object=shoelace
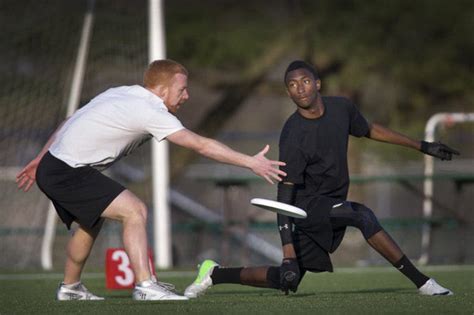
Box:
[76,283,98,298]
[155,281,176,293]
[60,282,96,299]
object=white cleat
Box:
[418,278,453,296]
[56,282,104,300]
[184,259,219,298]
[132,279,188,301]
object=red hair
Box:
[143,59,188,88]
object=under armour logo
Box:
[279,224,289,231]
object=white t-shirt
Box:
[49,85,185,169]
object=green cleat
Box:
[184,259,219,298]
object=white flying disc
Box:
[250,198,307,219]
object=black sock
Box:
[210,267,243,285]
[393,255,429,288]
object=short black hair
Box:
[284,60,319,83]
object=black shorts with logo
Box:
[292,196,348,273]
[36,152,125,229]
[292,196,381,273]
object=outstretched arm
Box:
[366,122,420,150]
[16,118,68,192]
[166,129,286,184]
[366,122,459,160]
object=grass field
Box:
[1,266,473,314]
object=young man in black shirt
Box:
[184,60,458,298]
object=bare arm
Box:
[366,122,460,160]
[366,122,421,150]
[166,129,286,184]
[16,118,68,191]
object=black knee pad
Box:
[351,203,383,239]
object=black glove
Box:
[420,141,460,161]
[280,258,300,294]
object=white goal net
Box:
[0,0,151,270]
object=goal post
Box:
[419,112,474,265]
[40,0,95,270]
[148,0,173,269]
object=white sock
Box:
[62,281,81,288]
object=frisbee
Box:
[250,198,307,219]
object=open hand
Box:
[251,145,286,184]
[420,141,460,161]
[16,158,40,192]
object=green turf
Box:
[1,266,473,314]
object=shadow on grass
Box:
[323,287,410,295]
[104,295,131,299]
[102,287,412,300]
[209,289,276,296]
[206,289,319,298]
[206,287,411,297]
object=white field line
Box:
[0,265,473,281]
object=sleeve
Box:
[277,183,296,245]
[279,124,307,184]
[348,101,369,137]
[145,108,185,141]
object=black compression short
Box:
[36,152,125,229]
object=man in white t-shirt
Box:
[16,59,286,301]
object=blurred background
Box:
[0,0,473,271]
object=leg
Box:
[210,266,269,288]
[330,202,404,262]
[367,230,403,263]
[63,220,104,284]
[213,265,307,289]
[330,202,431,288]
[185,259,308,298]
[101,190,151,283]
[101,193,188,301]
[240,267,271,287]
[57,220,105,300]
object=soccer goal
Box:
[419,112,474,265]
[0,0,173,270]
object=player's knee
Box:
[136,201,148,222]
[125,201,147,224]
[352,203,382,239]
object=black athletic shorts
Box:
[292,196,348,273]
[36,151,126,229]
